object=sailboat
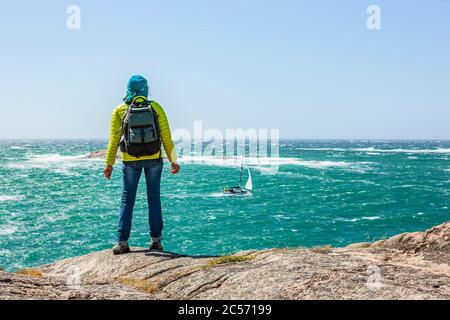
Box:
[223,157,253,195]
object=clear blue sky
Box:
[0,0,449,139]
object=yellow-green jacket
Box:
[106,100,177,166]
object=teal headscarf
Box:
[123,75,149,104]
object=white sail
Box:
[244,169,253,191]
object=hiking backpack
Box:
[119,99,161,157]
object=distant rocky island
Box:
[1,222,449,299]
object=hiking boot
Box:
[149,239,163,251]
[112,241,130,255]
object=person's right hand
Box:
[103,165,113,179]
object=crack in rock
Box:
[186,274,229,299]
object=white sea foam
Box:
[39,212,69,223]
[163,192,253,198]
[445,169,450,172]
[341,218,359,222]
[392,184,415,189]
[208,192,251,197]
[6,153,99,175]
[336,216,381,223]
[296,147,347,152]
[29,154,87,163]
[10,146,25,150]
[353,147,376,152]
[295,146,450,154]
[177,156,369,171]
[0,225,18,236]
[0,249,11,256]
[353,147,450,154]
[361,216,381,221]
[0,195,24,202]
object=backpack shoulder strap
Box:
[120,104,132,134]
[148,101,159,118]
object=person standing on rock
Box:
[103,75,180,255]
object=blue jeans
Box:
[117,158,163,242]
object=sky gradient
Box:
[0,0,449,139]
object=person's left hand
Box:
[171,162,180,175]
[103,165,113,179]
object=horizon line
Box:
[1,138,450,142]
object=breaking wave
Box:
[177,156,370,171]
[6,153,100,175]
[296,147,450,154]
[352,147,450,154]
[335,216,382,223]
[0,195,24,202]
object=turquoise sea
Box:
[0,140,449,271]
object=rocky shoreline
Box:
[1,222,449,300]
